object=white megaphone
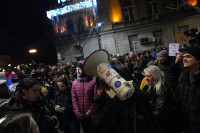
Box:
[83,50,135,101]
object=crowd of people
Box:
[0,45,200,133]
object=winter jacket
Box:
[90,88,162,133]
[71,77,96,119]
[177,69,200,133]
[50,88,77,121]
[143,84,177,133]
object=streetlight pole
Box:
[92,0,102,50]
[96,25,102,49]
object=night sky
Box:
[1,0,58,64]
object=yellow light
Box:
[60,25,66,33]
[188,0,198,6]
[84,15,89,27]
[8,64,11,67]
[90,15,93,26]
[108,0,123,23]
[113,17,120,23]
[55,21,59,34]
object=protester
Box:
[50,77,80,133]
[8,77,60,133]
[71,61,97,133]
[172,46,200,133]
[90,62,161,133]
[143,65,177,133]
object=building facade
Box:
[47,0,200,63]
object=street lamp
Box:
[29,49,37,64]
[29,49,37,54]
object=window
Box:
[128,35,140,51]
[121,1,134,21]
[153,31,164,47]
[178,25,189,33]
[147,1,158,16]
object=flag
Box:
[4,72,18,92]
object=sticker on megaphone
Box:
[97,63,135,100]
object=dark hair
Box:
[111,63,133,81]
[20,77,40,91]
[56,77,69,86]
[51,71,61,77]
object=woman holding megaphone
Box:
[83,50,162,133]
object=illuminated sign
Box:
[58,0,66,4]
[47,0,97,19]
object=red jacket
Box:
[71,77,97,119]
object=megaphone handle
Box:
[105,89,116,99]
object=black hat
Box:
[76,61,84,69]
[184,47,200,61]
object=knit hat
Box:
[184,47,200,61]
[76,61,84,69]
[159,50,168,57]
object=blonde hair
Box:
[144,65,164,95]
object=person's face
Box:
[53,75,59,81]
[145,71,154,85]
[76,67,83,77]
[66,62,71,66]
[109,56,113,61]
[29,69,35,75]
[183,53,199,68]
[145,52,149,57]
[125,55,129,60]
[22,84,41,103]
[159,55,166,63]
[140,54,144,59]
[17,65,20,70]
[40,68,45,73]
[57,82,67,91]
[129,53,133,58]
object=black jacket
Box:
[143,84,176,133]
[90,88,161,133]
[177,69,200,133]
[50,88,77,121]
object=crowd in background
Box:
[0,44,200,133]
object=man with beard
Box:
[157,50,181,94]
[8,77,60,133]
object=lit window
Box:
[188,0,198,6]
